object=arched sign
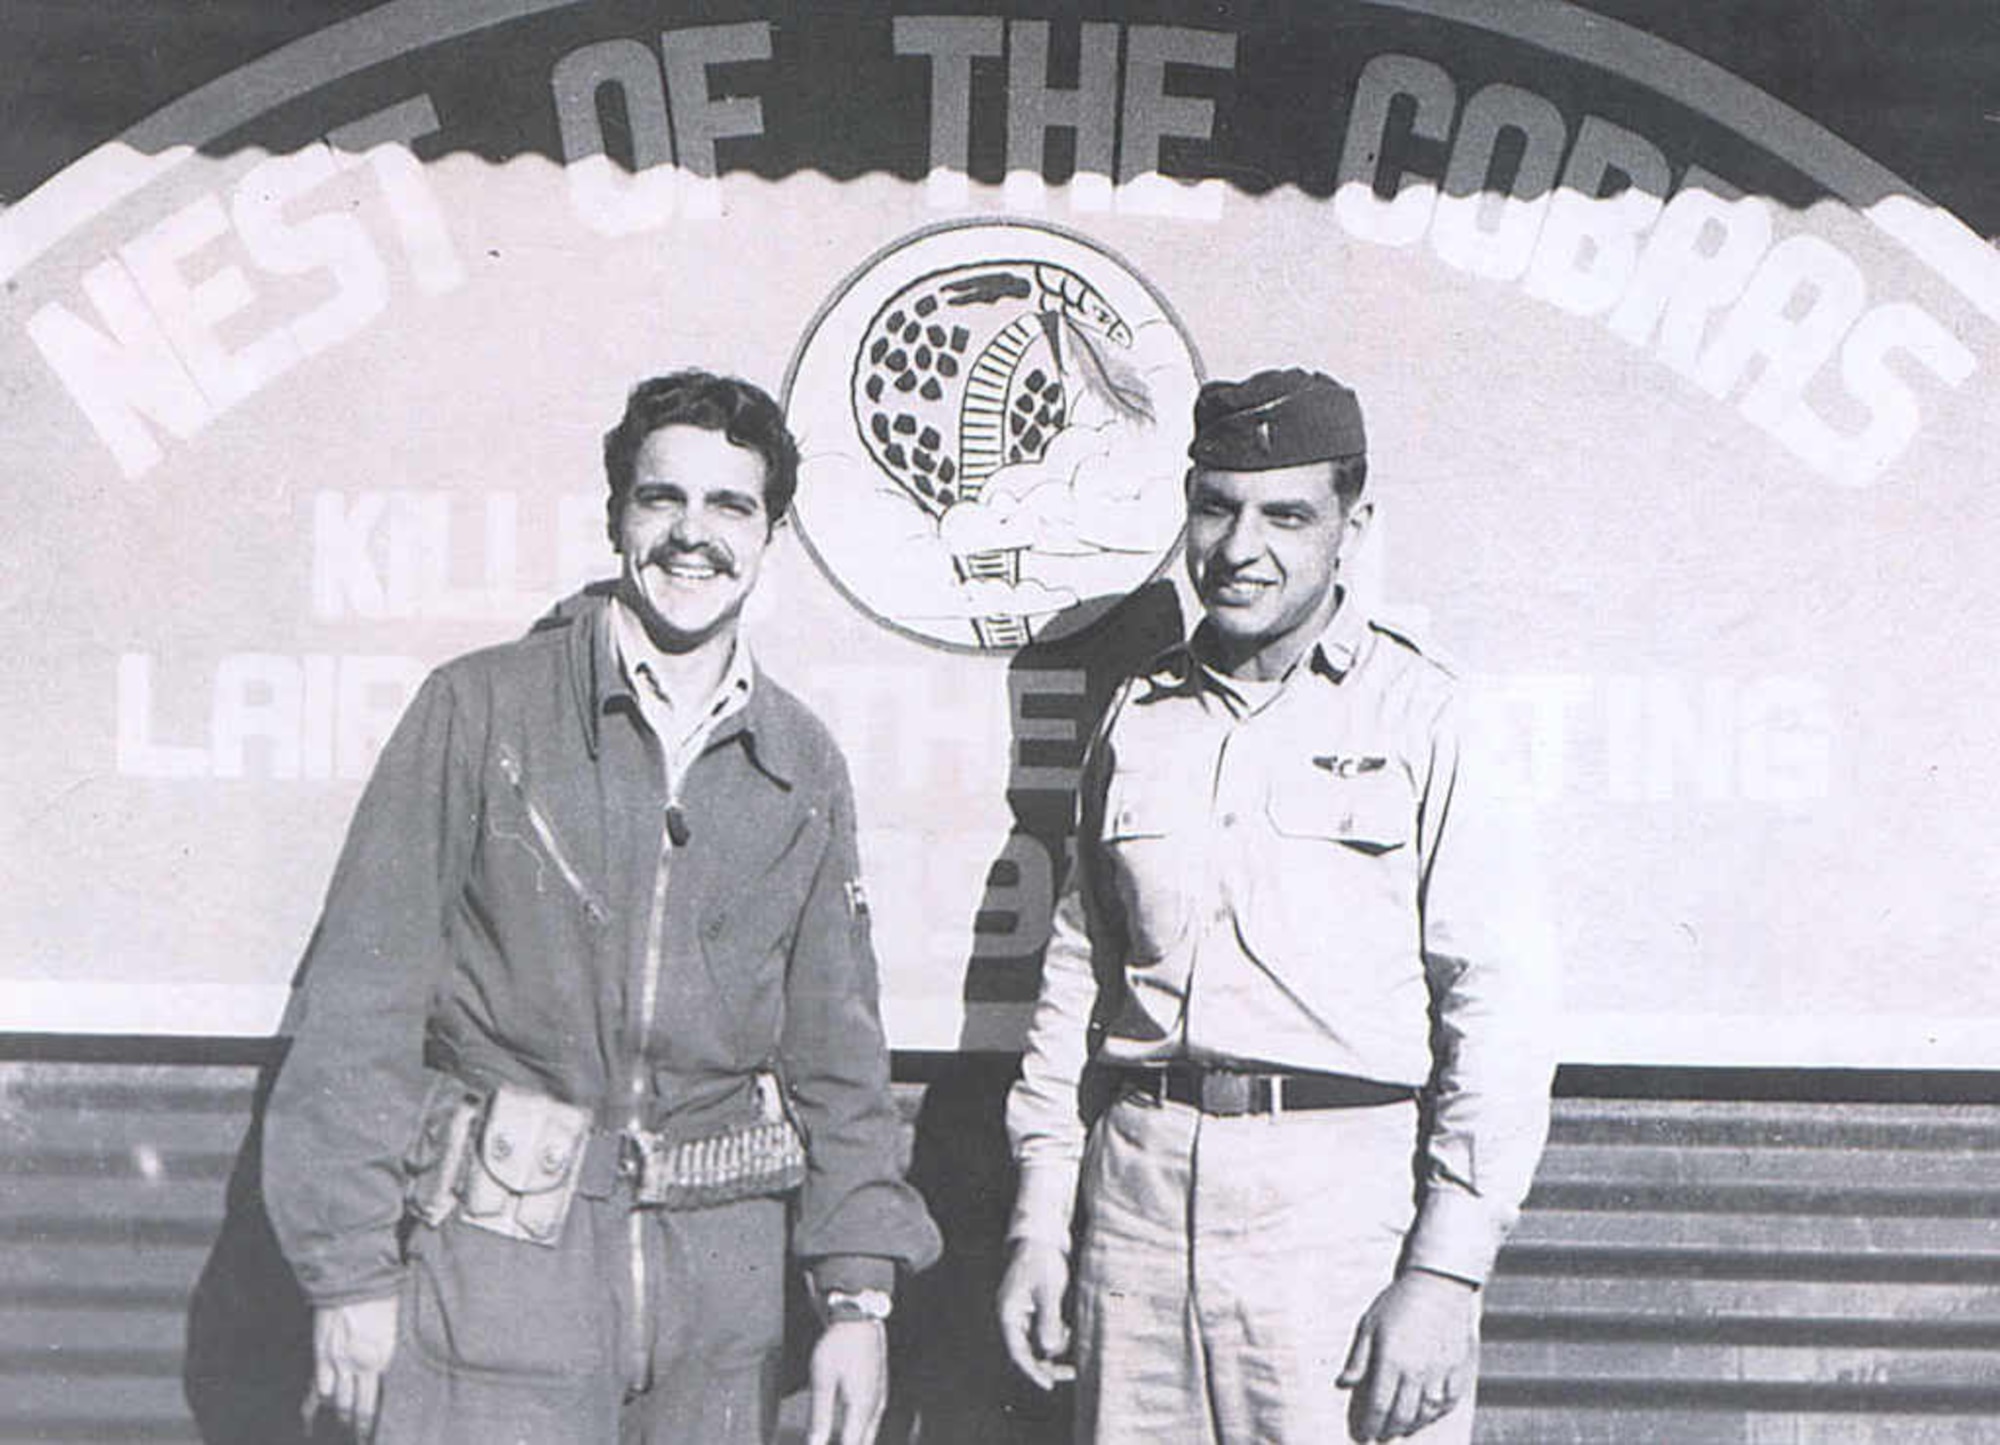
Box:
[3,1,1995,1066]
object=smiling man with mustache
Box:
[998,369,1553,1444]
[614,419,766,666]
[263,371,940,1445]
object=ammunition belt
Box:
[408,1072,807,1247]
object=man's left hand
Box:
[1336,1269,1478,1441]
[806,1318,889,1445]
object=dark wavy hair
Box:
[602,371,800,540]
[1332,454,1368,510]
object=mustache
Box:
[645,540,735,575]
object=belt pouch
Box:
[457,1082,592,1246]
[404,1076,484,1228]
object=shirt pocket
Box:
[1241,760,1418,970]
[1266,763,1412,855]
[1098,771,1193,966]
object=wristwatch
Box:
[822,1287,894,1324]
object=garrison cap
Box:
[1187,368,1366,470]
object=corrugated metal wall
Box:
[4,1057,1999,1443]
[1483,1097,2000,1443]
[0,1062,249,1443]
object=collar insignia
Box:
[1312,754,1387,777]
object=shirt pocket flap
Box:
[1267,765,1410,853]
[1104,774,1179,842]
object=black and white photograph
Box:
[3,2,1998,1440]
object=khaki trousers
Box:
[1074,1093,1475,1445]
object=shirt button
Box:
[1221,811,1238,828]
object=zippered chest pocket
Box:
[486,745,610,926]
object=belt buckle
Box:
[1118,1068,1167,1107]
[618,1129,660,1200]
[1199,1069,1255,1116]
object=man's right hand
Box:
[996,1241,1075,1390]
[307,1294,399,1439]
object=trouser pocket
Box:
[402,1206,613,1382]
[371,1199,621,1445]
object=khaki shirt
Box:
[1006,597,1554,1285]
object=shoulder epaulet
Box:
[1367,613,1462,679]
[1140,634,1192,677]
[1124,636,1201,706]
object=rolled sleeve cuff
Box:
[1403,1184,1510,1287]
[807,1254,899,1296]
[288,1245,406,1310]
[1006,1158,1081,1255]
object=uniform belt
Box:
[575,1116,808,1208]
[423,1068,807,1209]
[574,1126,736,1200]
[1118,1063,1417,1117]
[420,1069,627,1201]
[576,1128,628,1200]
[572,1126,729,1200]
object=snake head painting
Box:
[791,223,1200,652]
[850,259,1154,524]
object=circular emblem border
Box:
[781,217,1206,657]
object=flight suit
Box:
[265,588,940,1442]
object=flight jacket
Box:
[263,585,941,1306]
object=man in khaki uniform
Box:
[997,369,1553,1443]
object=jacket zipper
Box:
[495,747,609,925]
[624,791,677,1389]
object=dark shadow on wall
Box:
[885,579,1185,1445]
[181,1047,324,1445]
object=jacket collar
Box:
[552,585,801,788]
[610,595,756,738]
[692,656,808,791]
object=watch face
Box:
[826,1288,893,1321]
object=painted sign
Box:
[3,1,1996,1065]
[789,220,1201,651]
